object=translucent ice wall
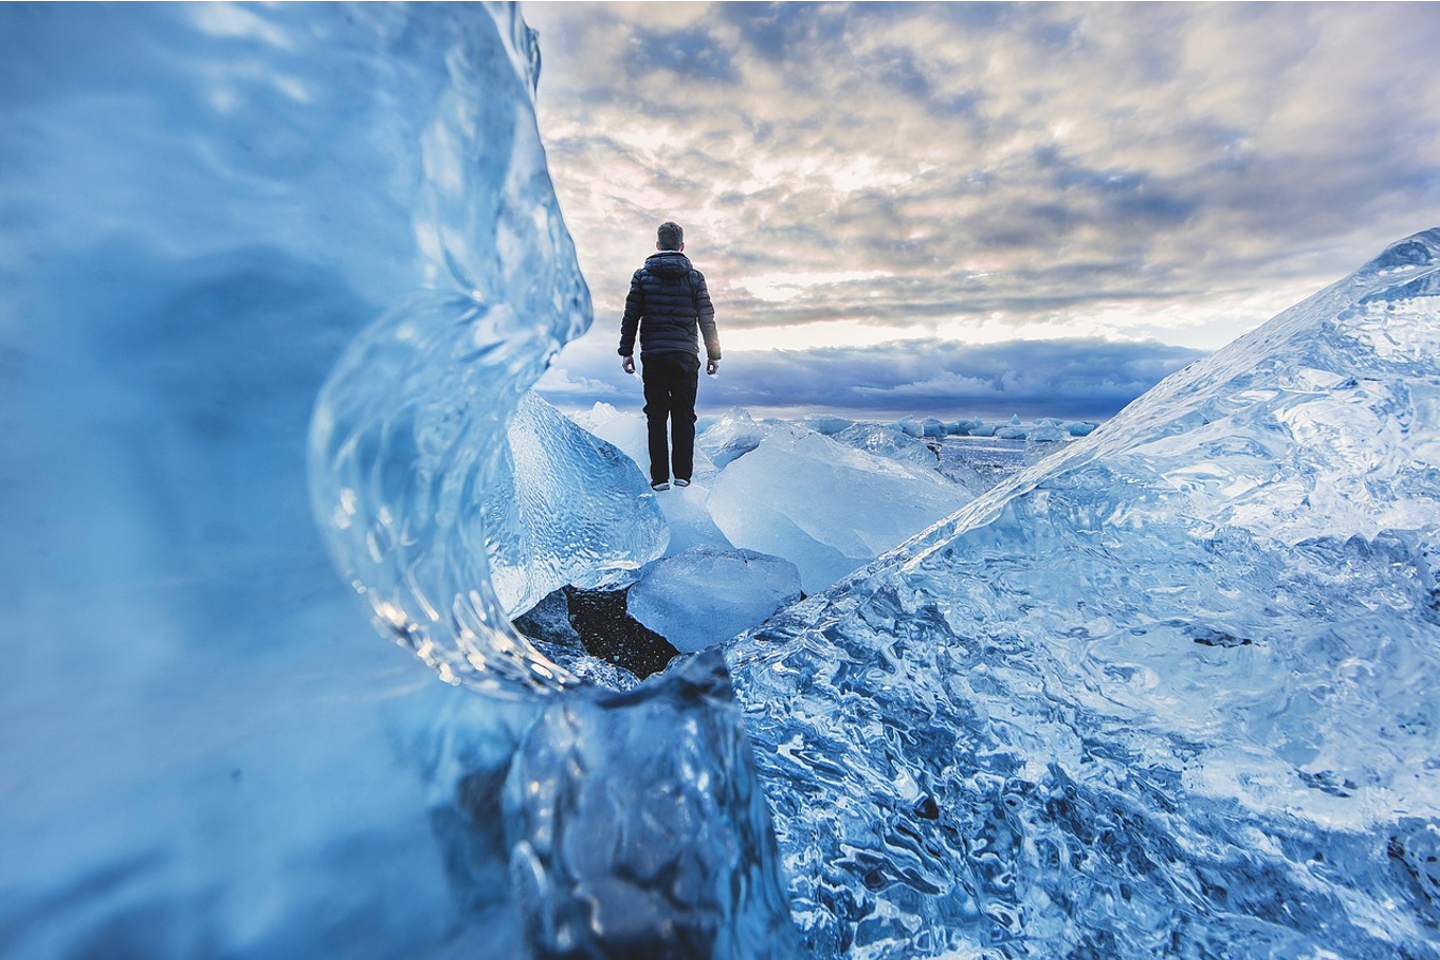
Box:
[729,230,1440,958]
[1,5,792,957]
[304,9,596,695]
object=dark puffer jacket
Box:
[617,250,721,360]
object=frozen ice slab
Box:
[486,392,667,616]
[708,429,970,593]
[628,546,803,652]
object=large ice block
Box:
[628,545,803,653]
[708,428,970,592]
[727,229,1440,958]
[486,392,667,616]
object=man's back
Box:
[620,249,719,360]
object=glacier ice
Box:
[628,545,803,653]
[708,427,971,593]
[699,406,771,468]
[726,228,1440,958]
[1,4,793,958]
[485,392,667,615]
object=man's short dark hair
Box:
[657,221,683,250]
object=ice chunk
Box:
[797,413,856,436]
[708,429,969,592]
[993,417,1028,439]
[727,229,1440,958]
[890,415,947,438]
[698,406,770,468]
[505,653,799,959]
[946,417,983,435]
[834,421,940,470]
[628,546,802,652]
[486,392,667,616]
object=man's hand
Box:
[622,355,636,375]
[706,358,719,376]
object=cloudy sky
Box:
[521,1,1440,421]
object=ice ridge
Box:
[727,229,1440,958]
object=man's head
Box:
[656,221,684,251]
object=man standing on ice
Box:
[619,220,721,491]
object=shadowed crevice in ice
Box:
[726,229,1440,958]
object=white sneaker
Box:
[650,481,670,492]
[674,478,691,488]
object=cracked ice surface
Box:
[727,230,1440,959]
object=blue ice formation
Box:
[486,393,667,617]
[8,3,1440,959]
[1,4,792,958]
[628,545,803,653]
[708,426,970,593]
[727,229,1440,958]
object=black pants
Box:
[641,352,700,485]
